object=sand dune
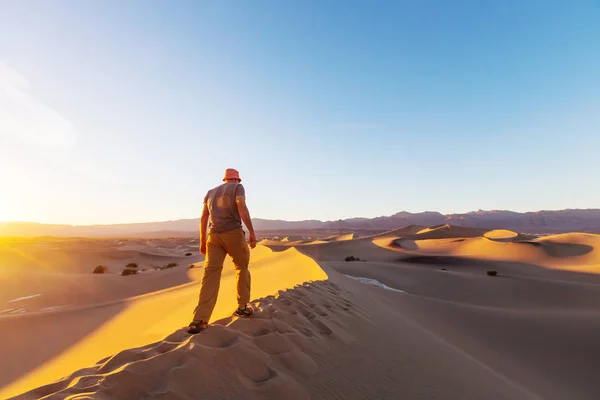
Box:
[330,224,600,274]
[0,238,199,274]
[382,224,429,236]
[305,240,329,245]
[8,269,559,400]
[12,280,355,400]
[4,225,600,399]
[393,232,600,273]
[317,233,355,242]
[300,229,600,399]
[483,229,519,240]
[415,224,489,239]
[259,237,307,246]
[0,245,326,399]
[0,237,207,314]
[259,233,356,248]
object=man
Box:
[188,168,257,334]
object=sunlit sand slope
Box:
[0,246,326,399]
[0,238,200,274]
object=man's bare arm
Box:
[236,196,256,248]
[236,196,255,234]
[200,202,209,245]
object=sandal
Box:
[234,305,254,317]
[187,320,208,334]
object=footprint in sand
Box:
[236,363,278,386]
[152,341,180,355]
[99,349,146,374]
[194,325,241,348]
[310,319,334,336]
[231,318,277,337]
[311,305,328,317]
[289,289,307,299]
[299,327,316,337]
[321,300,334,309]
[277,349,319,377]
[279,297,293,306]
[298,305,317,320]
[340,300,353,311]
[272,319,297,335]
[222,345,279,387]
[253,332,294,355]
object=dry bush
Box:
[122,268,138,276]
[93,265,107,274]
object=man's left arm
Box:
[235,186,256,249]
[200,202,209,255]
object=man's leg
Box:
[222,228,251,308]
[192,232,227,323]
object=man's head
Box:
[223,168,242,183]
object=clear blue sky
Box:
[0,0,598,225]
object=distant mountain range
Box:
[1,209,599,237]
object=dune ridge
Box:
[0,246,327,399]
[9,270,550,400]
[13,280,356,400]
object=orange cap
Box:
[223,168,242,182]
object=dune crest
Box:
[13,281,359,400]
[484,229,519,240]
[415,224,490,239]
[0,246,327,399]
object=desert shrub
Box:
[345,256,360,262]
[185,252,192,256]
[93,265,107,274]
[122,268,138,276]
[151,263,180,271]
[487,270,498,276]
[126,263,138,269]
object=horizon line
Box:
[1,207,599,227]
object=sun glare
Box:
[0,197,18,223]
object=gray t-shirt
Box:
[204,182,245,233]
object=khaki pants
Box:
[193,227,251,322]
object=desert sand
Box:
[2,225,600,399]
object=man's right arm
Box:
[236,196,256,248]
